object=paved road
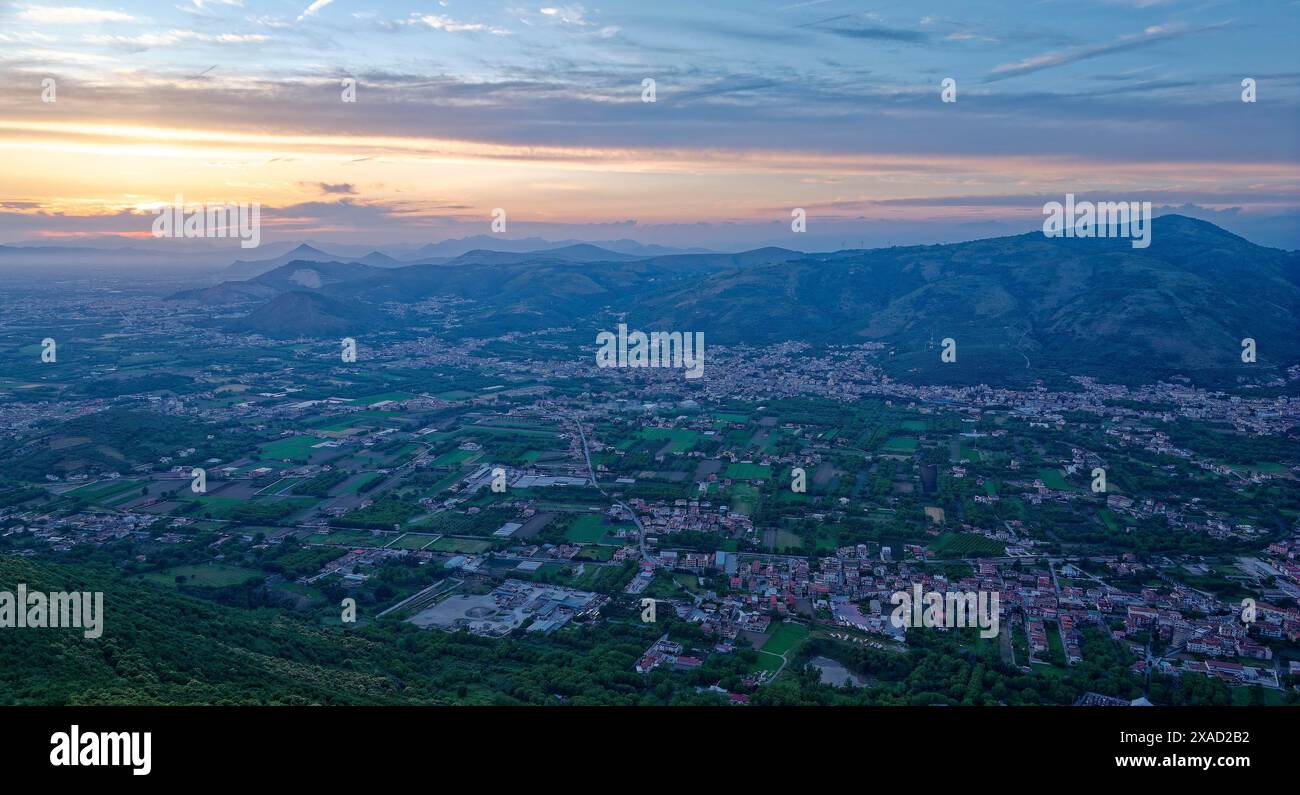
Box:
[1047,560,1073,663]
[571,414,650,563]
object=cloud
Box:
[819,23,929,43]
[16,5,136,24]
[188,0,244,9]
[310,182,357,195]
[540,5,588,26]
[85,30,270,49]
[945,31,999,43]
[296,0,333,23]
[405,14,509,35]
[988,21,1229,81]
[0,30,56,43]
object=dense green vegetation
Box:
[0,556,734,705]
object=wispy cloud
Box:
[188,0,243,9]
[988,21,1230,81]
[540,5,588,26]
[296,0,333,24]
[16,5,137,24]
[404,14,509,35]
[802,14,929,43]
[85,29,269,49]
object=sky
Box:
[0,0,1297,251]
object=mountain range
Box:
[168,216,1300,383]
[0,236,713,275]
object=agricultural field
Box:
[410,508,518,536]
[638,427,700,453]
[574,545,617,562]
[564,513,629,544]
[1037,468,1071,491]
[387,532,439,550]
[429,537,493,554]
[881,436,919,454]
[67,479,145,503]
[304,528,391,547]
[930,532,1007,558]
[259,436,328,462]
[432,448,479,466]
[724,462,771,480]
[258,477,303,496]
[731,482,760,515]
[762,621,810,656]
[344,473,385,494]
[357,392,416,405]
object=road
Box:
[1047,559,1073,664]
[571,413,651,563]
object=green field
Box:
[409,508,517,536]
[357,391,415,405]
[574,545,617,561]
[881,436,919,454]
[388,532,439,550]
[725,462,772,480]
[304,528,389,547]
[344,472,385,494]
[429,537,492,554]
[259,477,302,496]
[753,651,785,673]
[181,495,312,522]
[565,514,627,543]
[68,479,145,503]
[259,436,326,461]
[772,530,802,550]
[309,416,369,433]
[425,469,468,495]
[638,427,701,453]
[432,448,479,466]
[464,425,560,439]
[1227,461,1289,475]
[762,621,809,656]
[731,482,759,515]
[900,420,928,432]
[1037,468,1070,490]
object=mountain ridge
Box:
[183,215,1298,382]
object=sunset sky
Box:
[0,0,1297,249]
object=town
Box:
[2,276,1297,706]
